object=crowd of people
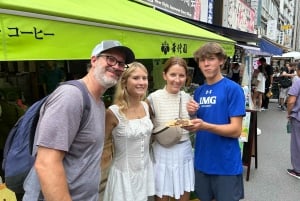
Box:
[251,57,299,112]
[251,57,300,181]
[6,39,299,201]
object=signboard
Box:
[0,13,235,61]
[207,0,214,23]
[223,0,256,33]
[267,20,277,41]
[140,0,202,21]
[281,24,293,30]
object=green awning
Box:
[0,0,235,61]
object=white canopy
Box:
[282,51,300,60]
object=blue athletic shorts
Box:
[194,170,244,201]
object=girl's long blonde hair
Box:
[113,62,148,113]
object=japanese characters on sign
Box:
[224,0,255,33]
[161,41,188,55]
[207,0,213,24]
[3,26,55,40]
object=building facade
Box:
[145,0,296,51]
[246,0,295,51]
[293,0,300,51]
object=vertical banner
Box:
[239,111,251,158]
[239,112,251,143]
[207,0,214,23]
[267,20,277,41]
[241,56,254,110]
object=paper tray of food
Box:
[166,118,193,127]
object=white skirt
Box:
[152,140,195,199]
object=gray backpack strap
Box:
[61,80,91,130]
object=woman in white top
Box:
[104,62,155,201]
[252,65,266,110]
[147,57,194,201]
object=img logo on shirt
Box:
[199,96,217,107]
[198,90,216,107]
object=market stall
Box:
[0,1,237,198]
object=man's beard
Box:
[94,64,118,89]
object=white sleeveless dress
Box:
[103,102,155,201]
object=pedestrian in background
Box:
[252,65,266,111]
[104,62,155,201]
[23,40,135,201]
[292,63,300,82]
[186,42,246,201]
[259,57,273,111]
[279,63,296,111]
[147,56,194,201]
[229,62,241,84]
[286,62,300,179]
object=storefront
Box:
[0,0,236,196]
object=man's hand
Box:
[182,118,205,132]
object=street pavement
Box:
[241,101,300,201]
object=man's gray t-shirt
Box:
[23,83,105,201]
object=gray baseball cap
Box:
[91,40,135,64]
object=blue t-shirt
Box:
[193,77,246,175]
